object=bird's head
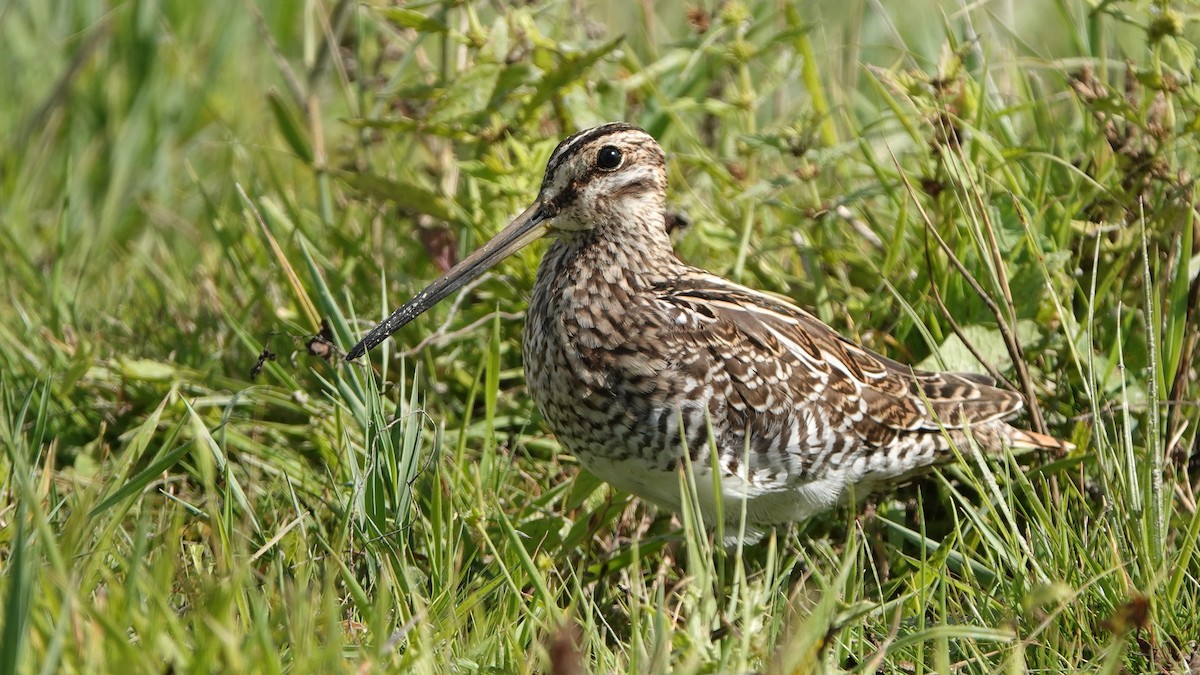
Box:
[345,123,668,361]
[537,122,667,233]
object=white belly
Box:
[579,452,867,543]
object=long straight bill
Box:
[345,202,550,361]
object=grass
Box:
[1,0,1199,671]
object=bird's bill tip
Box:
[345,201,552,361]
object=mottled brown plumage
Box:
[347,123,1070,541]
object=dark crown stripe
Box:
[542,122,643,189]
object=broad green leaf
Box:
[337,169,458,223]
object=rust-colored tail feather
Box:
[1009,427,1075,453]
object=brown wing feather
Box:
[662,273,1024,445]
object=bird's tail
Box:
[1009,427,1075,454]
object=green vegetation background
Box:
[1,0,1198,672]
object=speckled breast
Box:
[521,241,705,476]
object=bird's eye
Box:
[596,145,622,170]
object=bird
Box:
[346,122,1071,542]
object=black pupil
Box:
[597,145,622,169]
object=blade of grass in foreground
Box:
[1,504,31,675]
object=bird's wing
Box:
[656,272,1023,449]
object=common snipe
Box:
[347,122,1069,540]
